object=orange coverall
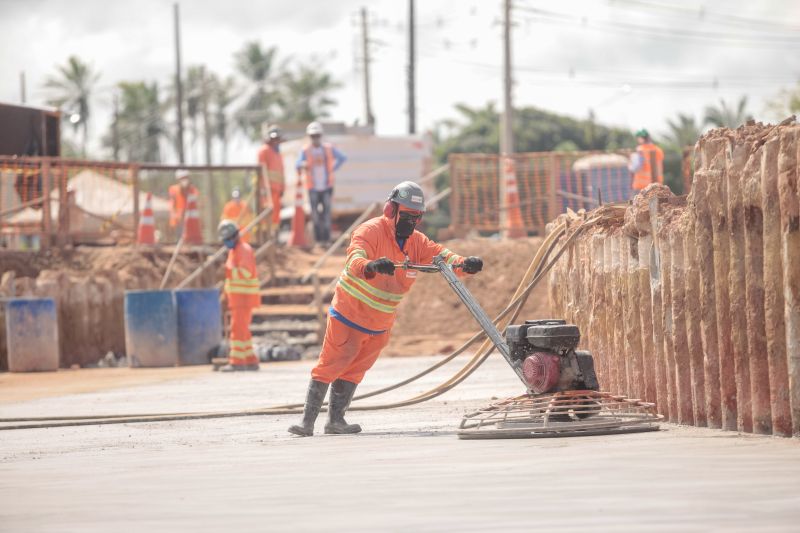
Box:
[311,215,466,384]
[221,199,254,243]
[632,142,665,191]
[257,143,285,226]
[168,183,200,227]
[224,240,260,367]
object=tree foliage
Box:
[277,59,341,123]
[703,96,752,129]
[434,103,634,163]
[111,81,167,163]
[44,55,100,157]
[766,82,800,120]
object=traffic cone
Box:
[501,156,525,239]
[288,179,307,247]
[137,193,156,245]
[183,190,203,244]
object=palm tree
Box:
[277,60,341,122]
[703,96,752,129]
[210,75,239,165]
[664,113,702,150]
[234,42,282,140]
[44,56,100,157]
[113,81,167,163]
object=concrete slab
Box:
[1,355,799,532]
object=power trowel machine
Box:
[396,255,661,439]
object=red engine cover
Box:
[522,352,561,394]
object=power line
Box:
[610,0,800,34]
[516,5,800,48]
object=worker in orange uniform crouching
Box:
[218,220,260,372]
[220,188,254,242]
[288,181,483,436]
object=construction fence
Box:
[548,122,800,437]
[0,157,264,249]
[448,150,634,235]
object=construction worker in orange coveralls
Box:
[629,128,665,193]
[220,188,254,243]
[289,181,484,436]
[218,219,260,372]
[257,124,286,237]
[168,169,201,242]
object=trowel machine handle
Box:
[392,256,464,273]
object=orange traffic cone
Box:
[288,179,307,247]
[501,156,525,239]
[183,191,203,244]
[137,193,156,245]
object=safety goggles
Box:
[398,210,423,224]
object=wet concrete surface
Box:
[1,355,799,532]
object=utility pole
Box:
[199,66,216,227]
[19,72,26,104]
[407,0,416,134]
[500,0,524,238]
[501,0,514,156]
[360,7,375,128]
[112,91,120,161]
[174,2,186,164]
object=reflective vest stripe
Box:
[440,249,459,265]
[346,248,368,268]
[225,267,260,295]
[341,271,404,302]
[230,339,253,348]
[337,278,397,314]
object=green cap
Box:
[635,129,650,139]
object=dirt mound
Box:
[387,237,551,355]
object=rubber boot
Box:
[324,379,362,435]
[288,379,329,437]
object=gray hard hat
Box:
[388,181,425,212]
[218,219,239,241]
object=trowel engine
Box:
[422,255,601,395]
[504,320,599,394]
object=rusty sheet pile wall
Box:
[548,122,800,437]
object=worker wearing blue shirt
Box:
[296,121,347,245]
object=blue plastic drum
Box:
[124,290,178,368]
[5,298,59,372]
[175,288,222,365]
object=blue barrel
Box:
[175,288,222,366]
[124,290,178,368]
[5,298,59,372]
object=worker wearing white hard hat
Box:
[258,122,287,232]
[167,169,200,241]
[295,120,347,246]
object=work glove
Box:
[461,256,483,274]
[365,257,396,276]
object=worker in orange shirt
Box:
[218,219,261,372]
[629,128,665,193]
[168,169,201,242]
[220,188,254,243]
[257,124,286,238]
[288,181,483,436]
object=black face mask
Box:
[395,211,422,238]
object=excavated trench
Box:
[0,247,214,369]
[548,120,800,438]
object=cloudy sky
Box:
[1,0,799,163]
